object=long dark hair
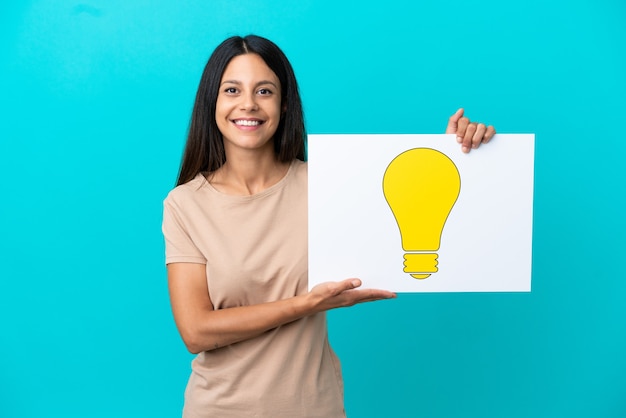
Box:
[176,35,306,186]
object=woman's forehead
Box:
[221,53,279,85]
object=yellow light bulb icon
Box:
[383,148,461,279]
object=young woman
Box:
[162,35,495,418]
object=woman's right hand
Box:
[168,263,395,353]
[307,279,396,313]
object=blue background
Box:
[1,1,625,417]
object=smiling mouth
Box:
[233,119,263,126]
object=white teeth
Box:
[234,120,261,126]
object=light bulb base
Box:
[404,253,438,280]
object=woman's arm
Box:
[167,263,395,354]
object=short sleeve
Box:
[162,198,207,265]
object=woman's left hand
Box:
[446,108,496,153]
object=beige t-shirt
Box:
[162,160,345,418]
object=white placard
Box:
[308,134,534,292]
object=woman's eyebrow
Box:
[220,79,279,88]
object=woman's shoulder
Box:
[164,173,208,205]
[292,159,307,175]
[288,159,307,187]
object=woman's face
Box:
[215,53,282,156]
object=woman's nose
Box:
[240,92,258,111]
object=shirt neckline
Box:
[197,160,298,201]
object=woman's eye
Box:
[258,88,272,95]
[224,87,238,94]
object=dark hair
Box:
[176,35,306,186]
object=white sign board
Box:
[308,134,534,292]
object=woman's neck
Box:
[208,151,290,196]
